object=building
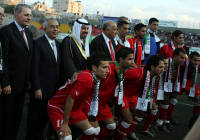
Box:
[53,0,83,15]
[33,2,55,14]
[0,0,21,5]
[32,1,59,18]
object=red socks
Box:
[114,122,132,140]
[95,126,112,140]
[167,104,175,121]
[79,134,95,140]
[142,114,155,131]
[159,105,169,121]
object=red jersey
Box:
[158,42,184,58]
[124,67,145,97]
[99,64,134,107]
[48,70,94,113]
[98,64,117,105]
[124,67,159,102]
[128,37,143,66]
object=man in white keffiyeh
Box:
[72,18,92,57]
[60,18,92,84]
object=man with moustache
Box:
[60,18,92,85]
[27,18,61,140]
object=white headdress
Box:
[72,18,92,57]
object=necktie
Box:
[109,40,115,61]
[21,30,29,49]
[51,42,57,61]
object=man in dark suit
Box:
[90,20,117,61]
[0,6,4,94]
[0,9,4,138]
[27,18,61,140]
[0,4,33,140]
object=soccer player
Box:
[47,54,110,140]
[164,48,186,128]
[128,23,146,66]
[88,47,135,140]
[159,30,185,58]
[115,16,131,51]
[182,52,200,123]
[124,55,165,138]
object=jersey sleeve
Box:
[69,74,93,99]
[125,67,144,80]
[158,45,166,56]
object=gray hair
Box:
[102,20,114,31]
[14,4,31,14]
[0,6,4,13]
[43,18,58,29]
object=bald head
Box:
[103,20,117,39]
[0,6,4,26]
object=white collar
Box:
[115,34,130,48]
[115,34,124,43]
[14,21,25,32]
[102,32,110,43]
[45,34,55,44]
[148,29,155,34]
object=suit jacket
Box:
[0,22,33,94]
[32,35,61,99]
[90,34,117,60]
[60,36,87,85]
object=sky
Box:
[27,0,200,28]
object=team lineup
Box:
[0,4,199,140]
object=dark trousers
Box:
[0,92,26,140]
[26,95,55,140]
